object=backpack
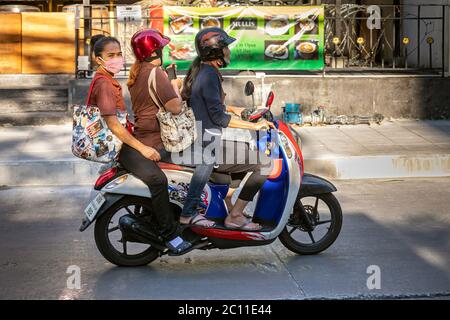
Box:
[147,67,197,153]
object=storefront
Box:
[0,1,448,75]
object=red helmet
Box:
[131,29,170,62]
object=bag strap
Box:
[85,74,109,105]
[147,67,166,111]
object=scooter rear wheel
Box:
[94,196,161,267]
[278,193,342,255]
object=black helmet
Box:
[195,27,236,67]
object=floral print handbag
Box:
[148,67,197,153]
[71,75,131,163]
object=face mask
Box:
[222,56,230,68]
[99,56,124,75]
[221,47,231,68]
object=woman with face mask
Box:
[89,35,193,255]
[180,28,275,231]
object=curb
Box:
[304,154,450,180]
[1,153,450,187]
[0,159,101,187]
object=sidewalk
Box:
[0,120,449,186]
[294,120,450,179]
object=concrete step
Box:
[0,112,71,126]
[0,97,68,114]
[0,74,73,88]
[304,154,450,180]
[0,75,71,126]
[1,122,449,186]
[0,87,68,99]
[0,86,69,125]
[1,153,450,187]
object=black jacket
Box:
[189,63,231,140]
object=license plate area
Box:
[84,192,106,221]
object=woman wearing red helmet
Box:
[118,29,193,254]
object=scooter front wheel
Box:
[279,193,342,255]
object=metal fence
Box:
[74,3,448,78]
[324,4,446,74]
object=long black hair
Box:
[181,56,202,101]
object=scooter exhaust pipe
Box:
[119,214,167,251]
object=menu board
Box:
[162,6,324,71]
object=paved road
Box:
[0,178,449,300]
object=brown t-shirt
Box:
[128,62,178,149]
[89,69,126,116]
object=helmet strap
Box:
[144,49,163,64]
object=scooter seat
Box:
[158,162,232,185]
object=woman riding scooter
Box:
[121,29,193,254]
[179,27,275,231]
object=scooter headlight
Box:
[279,133,293,159]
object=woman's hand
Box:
[253,119,275,131]
[227,105,246,117]
[228,117,275,131]
[139,145,161,161]
[166,63,177,81]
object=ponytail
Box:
[127,60,142,88]
[181,56,202,101]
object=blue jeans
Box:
[180,137,216,218]
[180,162,215,218]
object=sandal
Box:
[224,217,262,231]
[242,211,253,219]
[180,213,216,228]
[227,212,252,219]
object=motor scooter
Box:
[79,81,342,266]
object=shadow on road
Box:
[0,185,449,299]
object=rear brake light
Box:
[95,167,118,189]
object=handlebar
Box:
[241,91,275,122]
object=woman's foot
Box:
[225,196,233,213]
[180,213,216,228]
[224,215,262,231]
[225,193,252,219]
[224,188,236,213]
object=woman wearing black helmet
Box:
[180,27,274,231]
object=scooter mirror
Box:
[266,91,275,108]
[244,81,255,96]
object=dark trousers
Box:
[180,140,271,217]
[118,144,177,240]
[215,141,271,201]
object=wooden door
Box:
[0,13,22,74]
